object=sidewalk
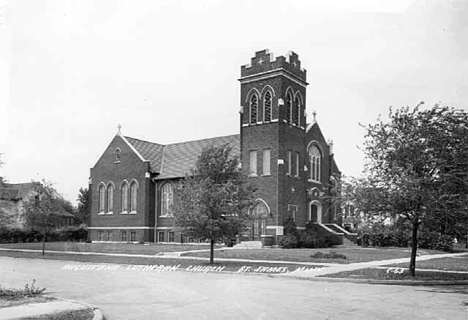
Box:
[281,252,468,278]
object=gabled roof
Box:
[124,137,164,172]
[0,182,35,200]
[124,134,240,179]
[331,157,341,175]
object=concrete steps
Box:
[233,241,263,249]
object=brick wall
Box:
[90,135,153,242]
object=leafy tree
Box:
[360,104,468,276]
[22,181,64,255]
[172,144,255,264]
[75,187,90,225]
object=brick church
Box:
[89,50,347,245]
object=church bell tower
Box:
[239,49,308,240]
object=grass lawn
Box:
[0,296,54,309]
[386,255,468,272]
[0,242,217,255]
[0,250,321,274]
[320,267,468,281]
[20,308,95,320]
[182,247,440,264]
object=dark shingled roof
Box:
[0,183,35,200]
[124,134,240,179]
[124,137,164,172]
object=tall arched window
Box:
[161,183,173,217]
[130,182,138,213]
[264,91,272,122]
[107,183,114,213]
[250,94,258,124]
[308,145,321,182]
[98,184,106,213]
[121,182,128,213]
[285,91,292,123]
[293,96,300,126]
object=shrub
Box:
[0,280,46,300]
[0,225,88,244]
[283,217,299,237]
[311,251,347,260]
[299,231,332,248]
[278,235,299,248]
[358,227,410,248]
[417,231,453,252]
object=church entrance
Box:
[248,200,270,240]
[309,201,322,223]
[251,218,267,240]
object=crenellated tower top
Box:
[240,49,307,84]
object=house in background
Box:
[0,179,75,229]
[89,49,354,245]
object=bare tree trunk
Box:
[210,238,214,264]
[42,234,46,256]
[409,220,419,277]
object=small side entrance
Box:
[309,201,322,223]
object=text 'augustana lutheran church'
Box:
[89,50,344,245]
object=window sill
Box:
[249,174,258,177]
[308,179,322,184]
[160,215,173,218]
[129,211,137,215]
[106,212,114,215]
[98,212,105,215]
[261,173,271,177]
[120,211,128,215]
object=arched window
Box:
[293,96,300,126]
[264,91,272,122]
[308,145,321,182]
[114,148,121,163]
[250,200,270,218]
[250,94,258,124]
[285,91,292,123]
[107,183,114,213]
[121,182,129,213]
[98,184,106,213]
[161,183,173,216]
[130,181,138,213]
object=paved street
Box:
[0,257,467,320]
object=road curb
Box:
[55,298,104,320]
[272,274,468,286]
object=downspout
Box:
[328,140,334,224]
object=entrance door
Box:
[310,201,322,223]
[248,200,270,241]
[251,218,267,240]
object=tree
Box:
[22,181,64,255]
[172,144,255,264]
[76,187,90,225]
[360,104,468,276]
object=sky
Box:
[0,0,467,205]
